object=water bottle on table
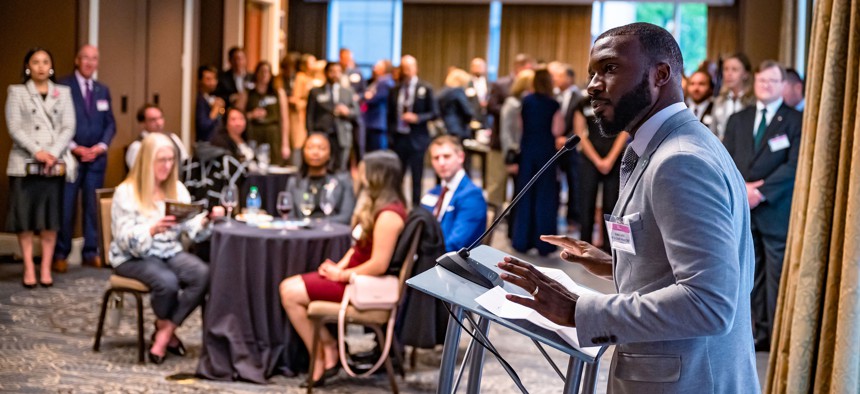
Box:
[247,186,262,217]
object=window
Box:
[592,2,708,76]
[327,0,402,75]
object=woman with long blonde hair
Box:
[279,150,407,387]
[109,133,221,364]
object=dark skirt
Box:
[5,176,63,232]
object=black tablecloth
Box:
[240,171,295,215]
[196,221,352,383]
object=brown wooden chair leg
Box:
[93,289,114,352]
[134,292,146,363]
[391,337,406,378]
[307,318,322,394]
[410,347,418,370]
[370,325,399,394]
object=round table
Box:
[196,221,352,383]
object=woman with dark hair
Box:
[279,150,406,387]
[210,107,255,163]
[5,48,76,288]
[711,53,755,139]
[286,133,355,224]
[511,67,564,256]
[246,61,290,165]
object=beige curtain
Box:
[778,0,799,66]
[766,0,860,392]
[707,4,740,61]
[498,4,591,87]
[402,4,490,89]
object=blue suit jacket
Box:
[196,93,220,142]
[420,175,487,252]
[363,75,394,131]
[58,74,116,171]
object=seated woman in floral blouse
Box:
[109,133,222,364]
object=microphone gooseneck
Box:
[465,134,581,251]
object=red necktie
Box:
[433,186,449,219]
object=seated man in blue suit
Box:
[420,135,487,252]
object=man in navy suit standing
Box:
[420,135,486,252]
[55,45,116,270]
[388,55,438,206]
[723,60,802,351]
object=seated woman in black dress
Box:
[279,150,407,386]
[287,132,355,225]
[109,133,222,364]
[209,107,255,164]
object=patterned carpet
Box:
[0,259,615,394]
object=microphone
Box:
[436,134,581,288]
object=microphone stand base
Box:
[436,250,503,289]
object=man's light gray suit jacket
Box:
[575,109,760,393]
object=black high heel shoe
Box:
[167,339,186,357]
[148,350,166,364]
[299,363,340,388]
[21,280,37,289]
[39,280,53,288]
[152,323,186,357]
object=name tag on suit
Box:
[604,212,640,255]
[768,134,790,152]
[317,94,330,103]
[96,99,110,112]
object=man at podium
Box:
[498,23,760,393]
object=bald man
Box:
[56,45,117,270]
[388,55,438,206]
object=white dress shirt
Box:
[753,98,784,137]
[629,102,689,157]
[436,168,465,221]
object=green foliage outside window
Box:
[635,3,708,76]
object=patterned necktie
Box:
[754,108,768,149]
[619,146,639,190]
[433,186,449,219]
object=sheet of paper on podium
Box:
[474,267,602,358]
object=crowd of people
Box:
[5,35,804,380]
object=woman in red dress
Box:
[279,150,407,386]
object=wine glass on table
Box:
[220,184,239,227]
[276,191,292,234]
[320,188,335,231]
[300,192,315,220]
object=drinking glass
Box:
[276,191,292,234]
[299,192,315,218]
[257,143,271,174]
[320,187,335,231]
[220,184,239,227]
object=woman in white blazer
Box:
[5,48,76,288]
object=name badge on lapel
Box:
[96,99,110,112]
[768,134,790,152]
[317,94,330,103]
[604,213,639,255]
[417,87,426,98]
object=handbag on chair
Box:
[337,274,400,377]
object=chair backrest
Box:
[482,202,500,246]
[396,222,424,300]
[96,188,115,266]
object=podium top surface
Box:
[406,245,606,363]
